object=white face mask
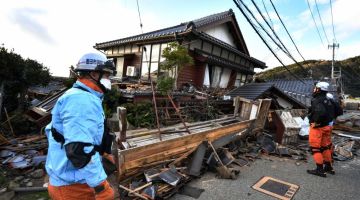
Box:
[100,78,112,90]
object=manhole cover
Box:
[252,176,299,200]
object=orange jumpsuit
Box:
[309,124,332,164]
[48,180,114,200]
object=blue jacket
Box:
[45,81,107,187]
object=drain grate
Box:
[252,176,299,200]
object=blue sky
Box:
[0,0,359,76]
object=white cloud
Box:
[0,0,359,77]
[0,0,161,77]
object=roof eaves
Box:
[194,31,266,68]
[191,9,234,28]
[94,24,188,49]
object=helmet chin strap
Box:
[89,71,107,93]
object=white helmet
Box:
[315,81,329,92]
[75,52,116,75]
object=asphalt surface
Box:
[171,155,360,200]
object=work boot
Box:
[307,164,326,177]
[324,162,335,175]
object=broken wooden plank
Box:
[117,107,127,143]
[169,143,200,167]
[123,143,199,172]
[119,184,149,200]
[4,108,15,136]
[116,119,254,180]
[121,115,236,140]
[123,120,253,161]
[254,99,272,130]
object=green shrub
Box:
[123,102,155,128]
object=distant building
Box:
[94,9,266,89]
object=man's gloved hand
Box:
[94,180,114,200]
[102,153,117,175]
[103,153,115,164]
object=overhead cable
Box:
[233,0,306,84]
[261,0,274,29]
[306,0,325,46]
[314,0,330,44]
[251,0,308,76]
[136,0,144,33]
[329,0,337,42]
[269,0,306,62]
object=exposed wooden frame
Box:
[116,119,254,180]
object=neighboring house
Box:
[267,79,337,107]
[27,76,67,100]
[267,79,316,107]
[94,9,266,89]
[226,82,307,109]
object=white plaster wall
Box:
[116,57,124,78]
[219,68,231,88]
[204,24,236,47]
[275,95,294,109]
[203,64,210,87]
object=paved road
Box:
[172,155,360,200]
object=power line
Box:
[314,0,330,44]
[249,0,308,77]
[329,0,337,42]
[261,0,274,29]
[136,0,144,33]
[306,0,325,46]
[269,0,306,62]
[233,0,306,84]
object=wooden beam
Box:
[117,107,127,143]
[116,119,253,180]
[4,108,14,136]
[119,185,149,200]
[169,144,199,167]
[121,119,252,159]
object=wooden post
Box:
[0,132,9,145]
[167,93,190,134]
[0,81,4,121]
[4,108,14,136]
[150,80,162,141]
[117,107,127,143]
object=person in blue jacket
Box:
[45,52,116,200]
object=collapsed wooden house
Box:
[112,99,271,182]
[94,9,266,89]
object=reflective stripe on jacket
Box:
[45,81,107,187]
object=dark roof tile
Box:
[94,10,234,49]
[226,82,273,100]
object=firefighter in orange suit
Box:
[307,82,336,177]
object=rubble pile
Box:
[0,135,48,199]
[117,131,310,200]
[335,111,360,131]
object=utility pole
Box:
[328,42,341,94]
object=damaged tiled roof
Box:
[225,82,306,108]
[267,79,337,107]
[226,82,274,100]
[267,79,316,96]
[94,10,235,48]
